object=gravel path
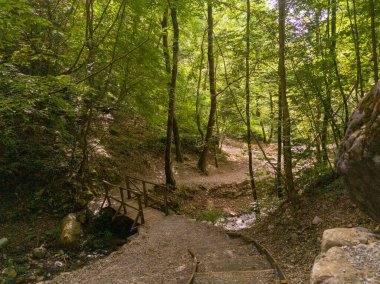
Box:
[46,216,275,284]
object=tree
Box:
[369,0,378,82]
[245,0,259,212]
[198,1,217,174]
[164,1,180,188]
[278,0,296,201]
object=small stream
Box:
[215,212,258,230]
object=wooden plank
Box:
[109,199,165,227]
[125,200,165,226]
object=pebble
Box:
[54,260,64,267]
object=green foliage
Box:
[0,65,80,192]
[298,165,343,197]
[0,0,376,210]
[197,207,227,223]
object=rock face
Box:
[60,213,84,248]
[311,228,380,283]
[335,81,380,222]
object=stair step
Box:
[193,269,277,284]
[190,243,261,260]
[197,256,272,272]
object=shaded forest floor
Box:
[242,179,378,283]
[1,119,379,283]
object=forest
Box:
[1,0,380,283]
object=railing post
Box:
[142,181,148,207]
[101,183,110,208]
[119,187,127,214]
[125,177,132,199]
[137,196,145,225]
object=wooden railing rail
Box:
[101,180,145,229]
[125,175,169,215]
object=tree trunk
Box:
[164,3,179,188]
[346,0,363,99]
[278,0,296,201]
[330,0,349,130]
[196,31,206,142]
[370,0,379,82]
[162,8,183,164]
[245,0,259,213]
[79,0,95,179]
[268,92,274,144]
[198,1,217,174]
[276,92,283,198]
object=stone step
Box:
[124,275,188,284]
[193,269,278,284]
[197,256,272,272]
[190,243,262,260]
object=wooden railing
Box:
[125,175,169,215]
[100,176,169,231]
[101,180,145,230]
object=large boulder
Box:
[321,227,379,252]
[311,228,380,283]
[335,81,380,222]
[60,213,84,248]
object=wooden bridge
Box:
[100,176,169,230]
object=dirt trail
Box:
[46,216,276,284]
[127,139,276,190]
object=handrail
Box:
[125,175,169,215]
[101,179,145,229]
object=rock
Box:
[335,81,380,222]
[312,216,323,225]
[32,247,47,259]
[54,261,64,268]
[60,213,84,248]
[321,227,379,253]
[1,267,17,279]
[0,238,8,249]
[311,243,380,283]
[312,227,380,283]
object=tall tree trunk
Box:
[164,3,179,188]
[268,92,274,144]
[346,0,363,99]
[278,0,296,201]
[331,0,349,130]
[198,1,217,174]
[276,92,283,198]
[196,30,206,142]
[370,0,379,82]
[162,8,184,164]
[79,0,95,179]
[245,0,259,213]
[352,0,363,97]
